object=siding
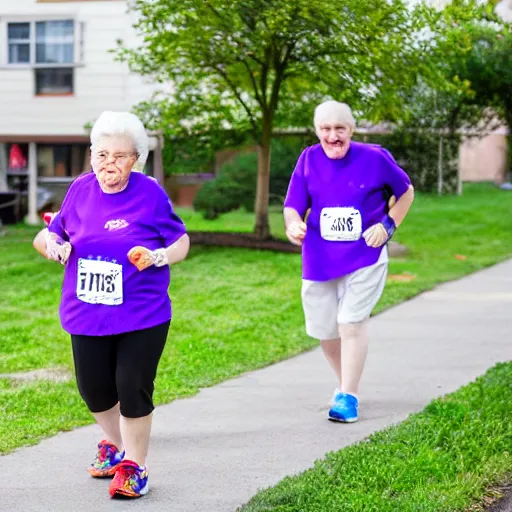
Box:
[0,0,158,136]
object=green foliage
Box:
[193,153,257,218]
[117,0,434,139]
[192,137,313,218]
[396,1,511,180]
[116,0,446,235]
[451,21,512,169]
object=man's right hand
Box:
[286,220,307,246]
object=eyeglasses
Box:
[93,152,138,165]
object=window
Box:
[8,23,30,64]
[38,144,88,178]
[6,20,75,95]
[35,20,74,64]
[35,68,73,94]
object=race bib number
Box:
[320,207,362,241]
[77,259,123,305]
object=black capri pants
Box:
[71,321,170,418]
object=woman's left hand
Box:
[128,246,168,271]
[362,223,389,248]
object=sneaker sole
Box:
[112,484,149,499]
[328,415,358,423]
[88,466,118,478]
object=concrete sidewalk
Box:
[2,260,512,512]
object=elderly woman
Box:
[284,101,414,423]
[33,111,190,499]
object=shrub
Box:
[193,138,313,219]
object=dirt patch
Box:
[188,231,409,257]
[387,273,416,282]
[0,368,72,384]
[483,484,512,512]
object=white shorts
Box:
[301,259,388,340]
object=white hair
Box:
[314,101,356,131]
[90,111,149,171]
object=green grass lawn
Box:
[1,182,511,460]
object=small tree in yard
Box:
[452,22,512,178]
[117,0,433,238]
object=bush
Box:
[193,138,312,219]
[193,153,257,219]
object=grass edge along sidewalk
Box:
[239,362,512,512]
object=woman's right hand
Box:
[45,232,72,265]
[286,220,307,246]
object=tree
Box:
[117,0,435,237]
[401,1,512,181]
[452,23,512,175]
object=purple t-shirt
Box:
[48,171,187,336]
[284,142,411,282]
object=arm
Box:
[283,207,307,246]
[283,149,310,246]
[33,228,49,258]
[363,149,414,248]
[128,185,189,271]
[389,185,414,227]
[161,233,190,265]
[33,211,71,263]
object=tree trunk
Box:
[253,118,272,239]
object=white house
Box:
[0,0,161,224]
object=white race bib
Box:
[76,259,123,305]
[320,207,362,241]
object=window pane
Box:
[35,20,74,64]
[36,43,74,64]
[35,68,74,95]
[8,23,30,40]
[8,43,30,64]
[36,20,74,40]
[37,144,73,177]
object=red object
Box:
[8,144,27,169]
[42,212,54,226]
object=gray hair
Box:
[314,101,356,132]
[90,111,149,171]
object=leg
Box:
[302,279,339,384]
[338,321,368,396]
[320,338,342,385]
[120,414,153,466]
[71,334,122,449]
[93,404,123,450]
[115,321,170,466]
[337,260,388,397]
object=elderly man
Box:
[284,100,414,423]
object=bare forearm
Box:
[164,234,190,265]
[33,228,49,258]
[389,186,414,227]
[284,207,303,229]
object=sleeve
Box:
[153,185,187,247]
[47,181,78,242]
[379,147,412,201]
[283,148,311,218]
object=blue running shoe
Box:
[328,393,359,423]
